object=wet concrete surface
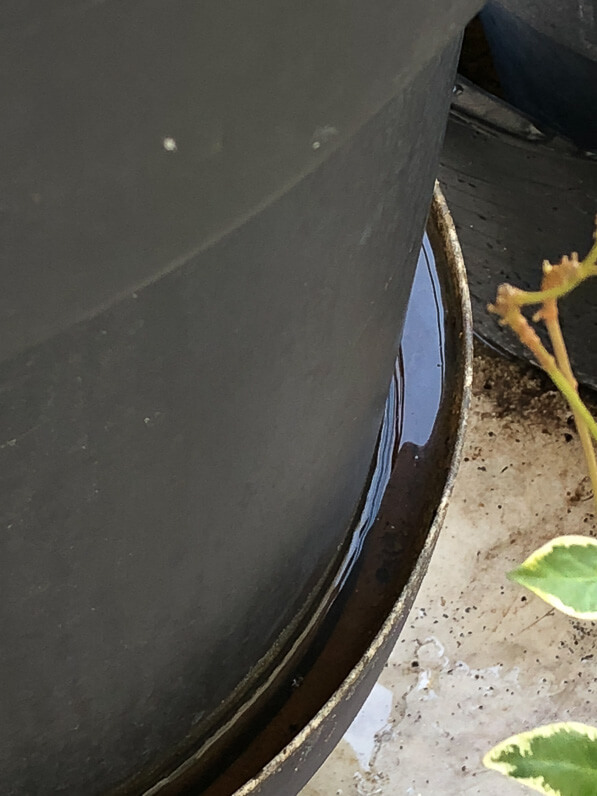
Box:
[301,344,597,796]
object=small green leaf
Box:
[484,722,597,795]
[508,535,597,619]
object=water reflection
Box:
[333,233,445,588]
[399,232,445,448]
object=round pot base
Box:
[142,187,472,796]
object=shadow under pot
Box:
[439,4,597,389]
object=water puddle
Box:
[343,683,393,771]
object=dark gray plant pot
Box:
[1,2,481,792]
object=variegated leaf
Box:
[508,535,597,619]
[484,722,597,795]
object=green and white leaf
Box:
[484,722,597,795]
[508,535,597,619]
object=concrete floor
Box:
[300,345,597,796]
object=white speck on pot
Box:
[311,125,339,151]
[360,223,373,245]
[163,137,178,152]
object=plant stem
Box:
[494,303,597,445]
[547,366,597,444]
[489,241,597,449]
[506,243,597,307]
[543,303,597,510]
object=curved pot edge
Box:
[230,182,474,795]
